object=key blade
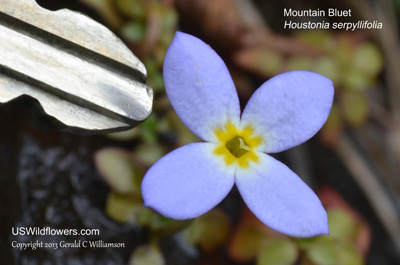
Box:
[0,0,153,133]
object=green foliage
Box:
[313,57,340,84]
[145,58,165,93]
[352,43,383,76]
[297,30,335,51]
[229,225,269,261]
[134,143,165,167]
[94,146,189,233]
[166,110,201,146]
[287,56,313,72]
[299,208,364,265]
[295,32,383,93]
[129,244,165,265]
[94,148,142,195]
[307,237,338,265]
[116,0,145,20]
[183,209,231,252]
[120,21,146,42]
[328,209,358,240]
[228,208,365,265]
[137,115,158,143]
[303,235,362,265]
[256,238,298,265]
[341,90,369,126]
[336,242,363,265]
[106,192,146,224]
[291,31,384,135]
[341,68,370,91]
[237,49,284,76]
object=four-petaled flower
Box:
[141,32,334,237]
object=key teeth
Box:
[53,7,147,76]
[0,71,24,103]
[0,90,22,104]
[0,92,141,134]
[36,94,134,134]
[1,0,146,76]
[0,0,153,134]
[0,73,139,134]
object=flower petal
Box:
[141,143,235,219]
[163,32,241,142]
[241,71,334,153]
[236,153,328,237]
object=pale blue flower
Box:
[141,32,334,237]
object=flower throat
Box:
[225,136,250,158]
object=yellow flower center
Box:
[213,122,262,168]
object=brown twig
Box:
[345,0,400,120]
[335,134,400,252]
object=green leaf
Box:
[341,90,369,126]
[342,68,370,91]
[183,210,231,252]
[235,48,283,77]
[145,58,165,92]
[167,110,201,146]
[198,210,231,252]
[313,57,340,84]
[334,36,352,67]
[319,104,343,146]
[135,143,165,166]
[229,225,268,261]
[297,30,335,52]
[182,220,203,246]
[120,21,146,43]
[304,236,363,265]
[155,115,171,134]
[105,193,182,230]
[296,237,315,251]
[158,8,178,48]
[147,66,165,93]
[258,50,283,76]
[95,148,142,194]
[287,56,313,71]
[352,43,383,76]
[138,115,159,143]
[160,8,178,35]
[147,214,192,237]
[250,49,283,76]
[106,192,143,224]
[307,237,338,265]
[129,244,165,265]
[328,209,358,241]
[337,242,363,265]
[116,0,146,20]
[256,238,298,265]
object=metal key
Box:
[0,0,153,134]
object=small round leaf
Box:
[106,191,144,224]
[95,148,141,194]
[307,237,338,265]
[129,244,165,265]
[256,238,298,265]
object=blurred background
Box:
[1,0,400,264]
